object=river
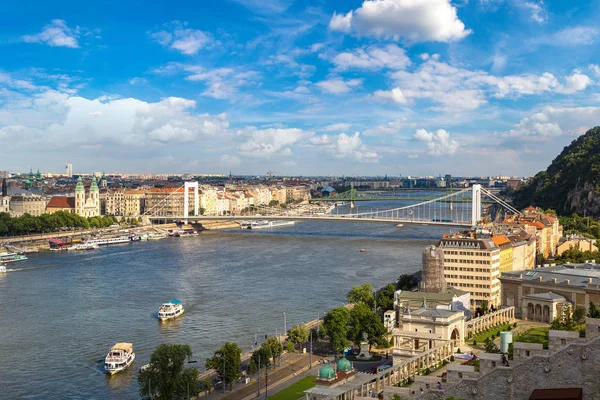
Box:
[0,200,457,399]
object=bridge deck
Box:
[149,215,472,227]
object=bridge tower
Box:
[183,181,199,222]
[471,184,482,225]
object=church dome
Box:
[336,357,352,372]
[319,362,335,380]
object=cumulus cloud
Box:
[236,127,311,158]
[363,118,414,136]
[330,44,410,71]
[520,1,547,23]
[390,58,593,111]
[413,128,459,155]
[502,106,600,140]
[23,19,80,48]
[315,78,362,94]
[373,87,408,104]
[328,0,471,43]
[589,64,600,76]
[149,21,213,55]
[313,132,379,162]
[220,154,241,168]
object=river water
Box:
[0,200,457,399]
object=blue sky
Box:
[1,0,600,177]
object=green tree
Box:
[201,379,213,397]
[261,336,283,366]
[484,338,500,353]
[589,301,600,318]
[323,306,350,353]
[396,274,417,290]
[572,306,587,324]
[137,343,199,400]
[376,283,396,312]
[287,324,309,348]
[206,342,242,391]
[551,305,577,331]
[251,346,271,368]
[285,341,294,353]
[247,359,257,374]
[480,300,489,315]
[346,283,375,308]
[347,302,386,346]
[268,200,279,207]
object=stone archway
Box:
[527,303,535,320]
[543,305,550,323]
[451,328,460,343]
[535,304,542,321]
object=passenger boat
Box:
[104,343,135,375]
[247,220,295,230]
[158,299,184,321]
[66,243,100,251]
[145,231,167,240]
[174,229,198,237]
[0,252,28,263]
[83,235,140,246]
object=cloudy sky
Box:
[1,0,600,176]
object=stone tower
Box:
[419,245,447,293]
[90,176,100,214]
[75,176,85,215]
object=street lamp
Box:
[283,312,287,336]
[265,367,269,399]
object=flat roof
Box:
[501,263,600,286]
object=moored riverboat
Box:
[0,252,28,263]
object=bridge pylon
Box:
[471,184,482,225]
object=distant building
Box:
[557,236,598,255]
[1,178,9,213]
[65,163,73,177]
[46,196,75,214]
[9,194,46,217]
[500,262,600,319]
[321,186,337,196]
[75,176,100,217]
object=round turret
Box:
[336,356,352,373]
[318,361,335,380]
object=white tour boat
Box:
[158,299,184,321]
[66,243,100,251]
[104,343,135,375]
[0,252,28,263]
[145,231,167,240]
[248,220,295,230]
[84,235,140,246]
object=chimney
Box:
[564,279,570,285]
[588,278,594,284]
[538,276,543,281]
[552,278,558,283]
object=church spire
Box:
[75,176,84,191]
[90,176,99,191]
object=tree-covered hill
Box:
[513,126,600,216]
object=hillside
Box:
[512,126,600,216]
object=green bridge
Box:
[309,188,495,203]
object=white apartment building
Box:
[438,237,501,309]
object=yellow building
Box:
[557,236,598,255]
[439,236,501,309]
[144,188,196,217]
[492,235,513,274]
[9,194,46,217]
[123,190,145,216]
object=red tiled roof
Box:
[47,196,75,209]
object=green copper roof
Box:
[336,357,352,373]
[319,362,335,380]
[75,176,84,191]
[90,176,99,191]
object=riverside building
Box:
[438,234,501,309]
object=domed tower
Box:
[336,356,352,373]
[75,176,85,216]
[90,176,100,216]
[317,361,336,381]
[419,245,447,293]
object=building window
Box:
[561,339,566,345]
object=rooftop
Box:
[46,196,75,209]
[500,263,600,286]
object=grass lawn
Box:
[267,376,316,400]
[470,323,514,348]
[514,327,550,349]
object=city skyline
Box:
[2,0,600,176]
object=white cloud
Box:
[329,0,471,43]
[502,106,600,140]
[315,78,362,94]
[236,127,311,158]
[533,26,598,46]
[363,118,414,136]
[589,64,600,76]
[330,44,410,71]
[220,154,241,168]
[321,123,352,132]
[390,58,593,111]
[520,1,547,23]
[413,128,459,155]
[150,21,213,55]
[23,19,80,48]
[373,87,408,104]
[266,54,316,78]
[129,77,148,85]
[0,90,230,148]
[313,132,379,161]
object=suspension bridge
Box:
[309,187,496,203]
[146,184,520,227]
